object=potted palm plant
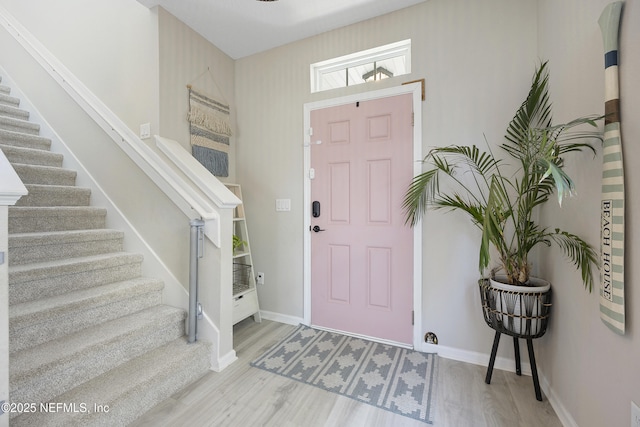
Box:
[403,61,602,335]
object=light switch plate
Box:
[275,199,291,211]
[140,122,151,139]
[632,401,640,427]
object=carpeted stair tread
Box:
[9,252,144,305]
[0,102,30,120]
[9,251,143,284]
[9,229,124,265]
[16,184,91,207]
[0,114,40,134]
[0,128,52,150]
[10,163,77,186]
[0,92,20,107]
[9,278,164,353]
[11,338,211,427]
[0,143,62,167]
[8,206,107,233]
[11,304,185,379]
[10,305,187,405]
[0,83,11,94]
[10,277,163,326]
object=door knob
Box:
[312,225,326,232]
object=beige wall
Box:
[235,0,538,360]
[537,1,640,426]
[158,8,237,181]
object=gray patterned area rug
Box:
[251,324,438,424]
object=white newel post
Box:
[0,151,27,427]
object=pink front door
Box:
[310,93,414,345]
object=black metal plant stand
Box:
[478,280,552,401]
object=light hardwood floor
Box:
[131,319,562,427]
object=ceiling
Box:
[137,0,427,59]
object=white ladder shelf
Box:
[226,184,261,325]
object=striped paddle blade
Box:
[598,1,625,335]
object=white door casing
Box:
[303,83,423,348]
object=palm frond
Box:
[403,168,439,226]
[434,194,485,226]
[505,61,553,148]
[548,229,599,292]
[480,175,511,272]
[536,158,575,204]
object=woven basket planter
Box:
[479,278,552,339]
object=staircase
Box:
[1,77,211,426]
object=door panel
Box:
[310,93,413,345]
[329,244,350,303]
[368,159,391,224]
[329,163,350,223]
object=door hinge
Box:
[412,310,415,326]
[411,112,415,127]
[308,127,313,136]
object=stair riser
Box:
[9,258,143,305]
[12,164,76,186]
[1,145,62,167]
[16,186,91,207]
[0,117,40,135]
[0,116,40,135]
[0,93,20,107]
[11,315,186,405]
[0,130,51,150]
[0,104,29,120]
[9,235,124,266]
[10,288,163,353]
[8,208,107,233]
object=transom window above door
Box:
[310,39,411,93]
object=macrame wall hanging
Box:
[187,68,232,177]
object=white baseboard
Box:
[418,342,533,377]
[211,349,237,372]
[259,311,304,326]
[539,373,578,427]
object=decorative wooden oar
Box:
[598,1,625,335]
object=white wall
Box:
[0,0,160,137]
[235,0,538,360]
[537,1,640,426]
